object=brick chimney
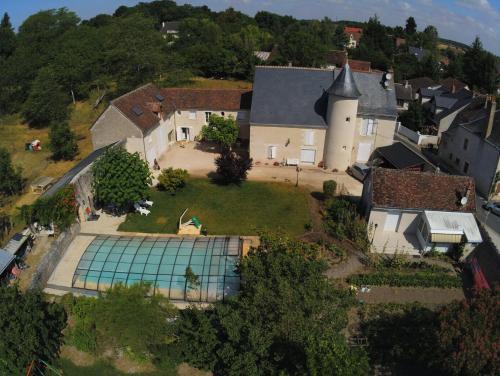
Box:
[484,96,497,140]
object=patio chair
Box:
[134,203,150,216]
[140,199,153,207]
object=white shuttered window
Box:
[361,119,378,136]
[268,145,277,159]
[304,130,315,146]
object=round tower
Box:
[323,63,361,171]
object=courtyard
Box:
[118,178,311,236]
[158,142,363,195]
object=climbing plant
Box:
[20,186,78,230]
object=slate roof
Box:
[409,46,429,62]
[370,168,476,212]
[433,91,474,122]
[113,84,252,133]
[394,83,413,101]
[160,21,180,33]
[250,66,397,128]
[462,109,500,147]
[42,144,114,198]
[407,77,436,97]
[328,64,361,98]
[375,142,428,169]
[0,249,15,275]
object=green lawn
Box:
[119,179,311,236]
[58,359,175,376]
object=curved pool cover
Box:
[72,236,241,302]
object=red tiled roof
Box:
[344,26,363,34]
[112,84,252,134]
[349,59,371,72]
[371,168,476,212]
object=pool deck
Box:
[46,235,96,289]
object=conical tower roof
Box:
[327,63,361,99]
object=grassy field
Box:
[0,77,250,222]
[187,77,252,89]
[0,96,107,216]
[119,178,311,236]
[58,359,175,376]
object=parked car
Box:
[347,163,370,182]
[483,201,500,216]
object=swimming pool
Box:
[72,235,241,302]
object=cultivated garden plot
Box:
[119,178,311,236]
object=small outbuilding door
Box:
[300,149,316,164]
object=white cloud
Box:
[456,0,493,11]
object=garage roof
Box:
[424,211,482,243]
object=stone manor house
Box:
[91,64,398,171]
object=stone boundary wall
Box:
[29,223,81,290]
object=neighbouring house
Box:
[440,77,468,93]
[394,81,413,111]
[249,64,398,170]
[254,51,272,62]
[395,37,406,48]
[409,46,429,62]
[324,50,371,72]
[407,77,436,100]
[428,88,474,137]
[361,168,482,255]
[91,84,252,166]
[160,21,180,39]
[344,26,363,49]
[438,96,499,198]
[373,142,434,172]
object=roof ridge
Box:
[162,87,251,92]
[255,65,333,72]
[111,83,156,104]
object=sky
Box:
[2,0,499,54]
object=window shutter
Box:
[268,146,277,159]
[361,119,368,136]
[304,131,314,146]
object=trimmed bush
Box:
[323,180,337,199]
[157,168,189,194]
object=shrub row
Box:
[347,271,462,289]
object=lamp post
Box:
[295,166,302,187]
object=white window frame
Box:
[303,130,315,146]
[205,111,212,124]
[361,118,377,136]
[267,145,277,159]
[188,110,197,120]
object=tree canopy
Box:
[92,147,152,211]
[0,286,67,375]
[0,147,25,196]
[173,233,370,375]
[201,114,239,147]
[49,121,79,160]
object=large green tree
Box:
[0,13,16,58]
[0,147,25,196]
[279,23,328,67]
[22,67,70,127]
[463,37,498,93]
[173,233,369,374]
[201,114,239,147]
[49,121,78,160]
[405,16,417,35]
[0,286,67,374]
[92,147,152,211]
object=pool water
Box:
[72,236,241,302]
